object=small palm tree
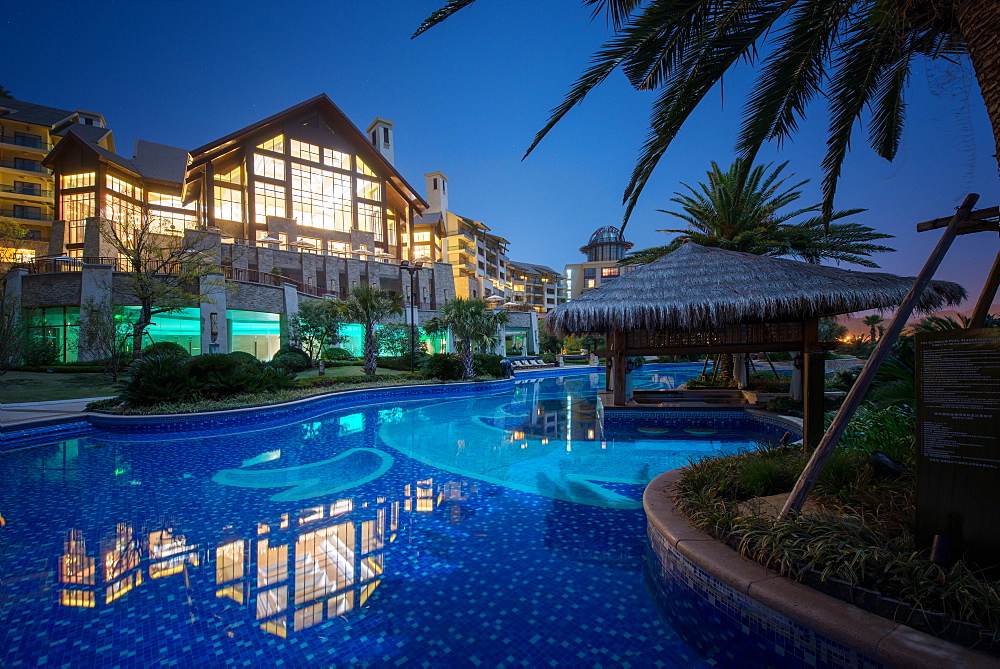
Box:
[862,315,885,342]
[435,298,509,380]
[621,161,894,267]
[911,313,1000,332]
[342,284,403,376]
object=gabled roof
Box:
[43,130,188,185]
[509,260,561,277]
[0,97,75,127]
[188,93,427,209]
[52,122,113,146]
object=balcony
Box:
[0,184,53,199]
[0,160,52,175]
[0,134,53,151]
[0,208,53,222]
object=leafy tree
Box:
[0,85,12,99]
[0,294,26,375]
[297,298,343,361]
[376,322,423,357]
[621,161,893,267]
[0,216,28,277]
[911,312,1000,332]
[819,317,849,342]
[862,314,885,342]
[342,283,403,375]
[539,332,564,355]
[433,298,509,380]
[78,297,135,381]
[416,0,1000,225]
[98,212,220,358]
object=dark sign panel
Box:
[916,328,1000,565]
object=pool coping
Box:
[643,469,1000,668]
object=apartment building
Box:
[507,260,566,314]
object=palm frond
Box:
[412,0,479,38]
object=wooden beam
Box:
[916,206,998,234]
[781,193,980,520]
[802,319,826,454]
[970,249,1000,328]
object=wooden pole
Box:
[764,351,781,380]
[700,355,711,377]
[801,320,826,454]
[779,194,980,520]
[970,248,1000,328]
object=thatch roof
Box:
[549,242,966,334]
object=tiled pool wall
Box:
[645,527,885,668]
[605,410,802,444]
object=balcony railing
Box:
[0,134,53,151]
[0,184,53,198]
[223,266,343,299]
[0,160,52,174]
[0,208,53,222]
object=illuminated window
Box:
[323,148,350,170]
[216,540,245,584]
[290,139,320,163]
[356,178,380,201]
[387,212,397,245]
[216,164,243,184]
[149,209,194,235]
[104,193,142,224]
[294,523,355,603]
[585,278,596,288]
[414,244,431,259]
[254,182,286,223]
[328,240,351,256]
[601,267,619,278]
[257,134,285,153]
[374,219,384,243]
[356,156,376,176]
[60,191,95,222]
[148,192,195,210]
[296,235,321,251]
[106,175,141,200]
[60,173,95,189]
[257,539,288,588]
[291,163,351,231]
[412,231,431,243]
[59,529,95,585]
[254,154,286,181]
[357,202,381,233]
[214,186,243,222]
[0,247,35,263]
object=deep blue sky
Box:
[5,1,998,307]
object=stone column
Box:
[82,217,116,260]
[4,266,27,301]
[48,220,67,256]
[77,264,114,361]
[280,282,299,348]
[200,274,228,355]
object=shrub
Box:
[226,351,259,364]
[271,350,310,372]
[141,341,190,358]
[473,354,503,378]
[422,353,463,380]
[117,354,204,405]
[762,395,803,417]
[23,336,59,367]
[541,353,557,364]
[323,347,355,361]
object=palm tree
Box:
[862,315,885,342]
[415,1,1000,225]
[911,312,1000,332]
[434,298,509,380]
[342,283,403,376]
[621,161,894,266]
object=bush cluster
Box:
[142,341,191,358]
[322,347,355,361]
[271,344,311,372]
[117,352,296,406]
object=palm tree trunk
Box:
[958,0,1000,167]
[718,353,735,382]
[363,323,378,376]
[462,338,475,380]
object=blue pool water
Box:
[0,364,784,667]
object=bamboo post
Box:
[970,249,1000,328]
[779,194,980,520]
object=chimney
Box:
[424,171,448,213]
[366,118,394,165]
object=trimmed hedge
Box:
[142,341,191,358]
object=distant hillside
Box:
[839,304,1000,337]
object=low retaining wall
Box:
[643,469,999,668]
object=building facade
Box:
[563,226,635,300]
[507,261,566,314]
[0,96,109,263]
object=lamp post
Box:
[400,261,424,372]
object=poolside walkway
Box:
[0,397,111,432]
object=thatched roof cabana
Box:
[549,242,966,335]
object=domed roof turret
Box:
[579,225,633,262]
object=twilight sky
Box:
[5,1,998,308]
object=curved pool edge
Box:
[0,377,516,450]
[643,469,1000,668]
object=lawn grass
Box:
[0,371,118,403]
[297,365,406,379]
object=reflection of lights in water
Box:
[520,443,527,449]
[587,429,595,440]
[601,441,607,449]
[541,438,549,445]
[566,444,571,452]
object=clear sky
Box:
[5,1,998,307]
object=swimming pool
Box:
[0,364,789,666]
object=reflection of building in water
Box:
[55,477,476,638]
[504,381,605,444]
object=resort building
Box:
[418,172,511,300]
[563,225,635,300]
[507,260,566,314]
[8,95,454,361]
[0,96,109,264]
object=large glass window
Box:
[253,154,286,181]
[104,193,142,225]
[148,192,195,210]
[412,231,431,243]
[356,178,380,201]
[290,139,320,163]
[60,191,95,224]
[106,175,141,200]
[290,164,351,231]
[214,186,243,222]
[149,209,194,235]
[387,212,397,246]
[257,134,285,153]
[356,156,376,177]
[254,182,286,224]
[358,203,382,235]
[328,240,350,256]
[60,173,95,189]
[323,148,350,171]
[216,164,243,185]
